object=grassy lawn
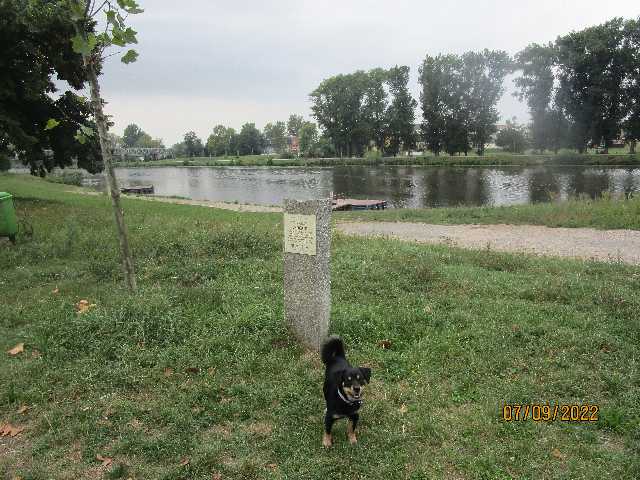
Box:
[1,174,639,479]
[338,196,640,230]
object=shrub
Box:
[45,171,84,186]
[0,154,11,172]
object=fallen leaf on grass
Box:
[211,473,222,480]
[180,457,190,466]
[0,423,25,437]
[7,343,24,356]
[163,367,174,377]
[377,340,392,349]
[75,300,97,314]
[17,405,29,414]
[185,367,200,374]
[52,287,59,294]
[266,463,277,471]
[96,454,113,467]
[551,448,566,460]
[399,404,408,414]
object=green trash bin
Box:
[0,192,18,243]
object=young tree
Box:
[386,65,417,155]
[59,0,144,291]
[496,119,528,153]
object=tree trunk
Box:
[630,140,637,154]
[86,63,137,291]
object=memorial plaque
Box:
[283,199,331,350]
[284,213,316,256]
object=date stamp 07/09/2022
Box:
[502,403,599,422]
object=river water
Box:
[112,165,640,208]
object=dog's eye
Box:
[347,376,352,381]
[356,375,360,380]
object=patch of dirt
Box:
[244,421,273,436]
[337,221,640,265]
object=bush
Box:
[279,152,294,159]
[45,170,84,186]
[364,148,382,161]
[0,154,11,172]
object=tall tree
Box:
[263,121,287,154]
[623,18,640,153]
[419,55,451,155]
[207,125,236,156]
[362,68,388,153]
[310,69,391,157]
[298,121,318,157]
[122,123,144,147]
[183,131,203,157]
[555,18,629,153]
[420,51,512,156]
[237,123,263,155]
[0,0,101,174]
[463,50,513,155]
[514,43,557,152]
[286,114,304,136]
[386,65,417,155]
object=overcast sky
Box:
[95,0,639,146]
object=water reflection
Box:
[112,166,640,208]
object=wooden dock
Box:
[120,185,154,195]
[332,198,387,211]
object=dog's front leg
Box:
[323,412,335,448]
[347,413,359,445]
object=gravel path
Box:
[336,221,640,265]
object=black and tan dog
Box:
[321,336,371,447]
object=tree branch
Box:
[90,0,109,18]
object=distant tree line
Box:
[515,17,640,154]
[117,17,640,162]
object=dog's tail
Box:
[321,335,346,365]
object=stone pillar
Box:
[283,199,331,350]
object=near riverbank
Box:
[1,174,638,479]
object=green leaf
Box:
[106,10,116,24]
[74,129,87,144]
[44,118,59,130]
[117,0,144,14]
[80,125,95,137]
[69,1,86,21]
[71,34,96,56]
[121,49,138,64]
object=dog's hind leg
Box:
[323,412,335,448]
[347,413,359,445]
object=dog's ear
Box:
[359,367,371,383]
